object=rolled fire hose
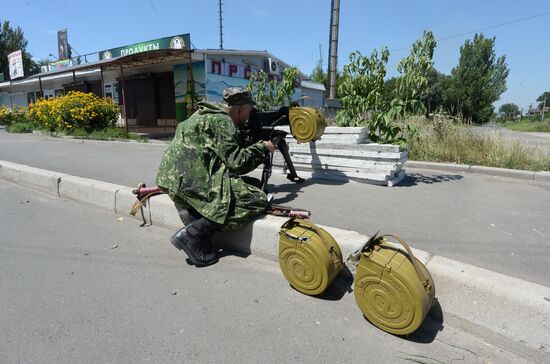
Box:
[288,107,326,143]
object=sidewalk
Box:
[1,159,549,360]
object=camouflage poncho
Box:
[156,101,267,224]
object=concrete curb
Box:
[406,160,550,184]
[534,170,550,183]
[31,130,168,145]
[469,165,536,180]
[2,159,549,355]
[59,175,121,212]
[428,256,550,352]
[0,160,67,196]
[405,161,471,173]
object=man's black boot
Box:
[170,227,218,267]
[170,225,189,251]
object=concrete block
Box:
[0,160,65,196]
[322,126,367,135]
[387,169,406,187]
[289,143,407,160]
[469,165,535,180]
[59,175,120,212]
[357,143,401,153]
[271,167,398,186]
[284,154,406,170]
[281,126,367,144]
[293,163,401,181]
[288,160,400,175]
[271,142,407,186]
[274,141,408,187]
[534,171,550,184]
[312,136,364,145]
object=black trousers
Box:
[183,207,222,242]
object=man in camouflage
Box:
[156,87,275,267]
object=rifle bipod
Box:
[130,183,165,226]
[276,137,305,184]
[260,137,305,193]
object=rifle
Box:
[242,106,305,192]
[129,182,311,226]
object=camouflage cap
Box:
[223,87,256,106]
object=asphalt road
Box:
[0,182,539,363]
[474,125,550,148]
[0,130,549,287]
